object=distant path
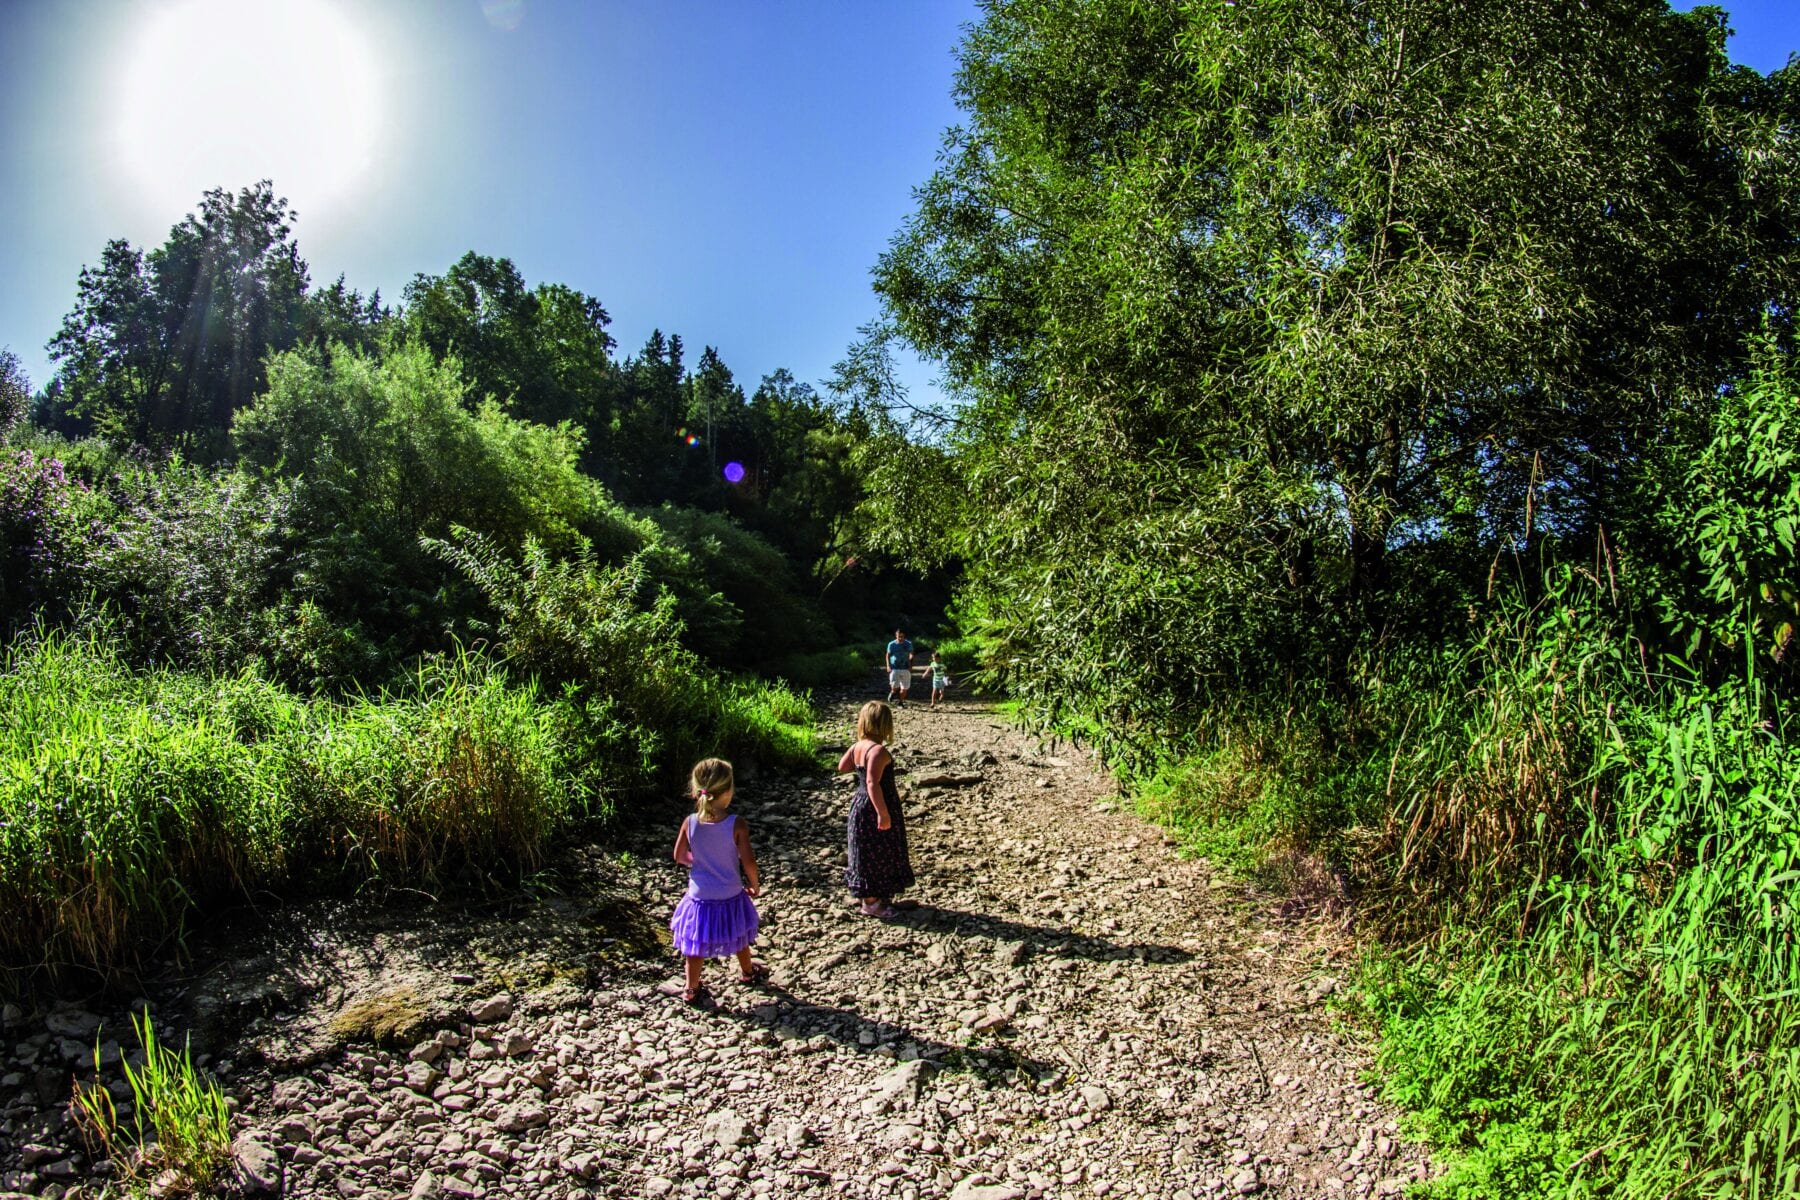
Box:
[0,694,1431,1199]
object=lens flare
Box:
[723,462,746,484]
[686,435,700,447]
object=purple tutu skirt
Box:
[669,890,759,958]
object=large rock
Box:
[870,1059,937,1112]
[703,1107,753,1152]
[469,995,513,1024]
[494,1101,549,1133]
[949,1179,1025,1200]
[232,1132,283,1194]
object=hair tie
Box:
[697,788,711,799]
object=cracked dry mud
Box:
[0,692,1432,1199]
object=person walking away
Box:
[669,758,765,1002]
[883,628,914,706]
[836,700,915,917]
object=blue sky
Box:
[0,0,1794,409]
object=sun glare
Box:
[114,0,381,223]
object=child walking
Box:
[669,758,764,1002]
[926,651,950,709]
[836,701,915,917]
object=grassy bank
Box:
[0,629,812,988]
[1089,574,1800,1198]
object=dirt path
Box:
[0,694,1431,1200]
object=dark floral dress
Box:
[845,741,914,900]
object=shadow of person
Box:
[696,978,1057,1082]
[888,903,1194,965]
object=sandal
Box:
[738,962,769,986]
[681,983,706,1003]
[859,900,896,918]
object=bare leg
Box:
[683,956,703,999]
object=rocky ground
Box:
[0,691,1432,1199]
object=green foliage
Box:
[425,529,816,778]
[1658,338,1800,673]
[640,504,835,664]
[46,182,315,453]
[73,1011,232,1196]
[0,628,579,984]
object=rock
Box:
[232,1132,283,1194]
[18,1146,57,1168]
[502,1030,534,1057]
[408,1039,443,1064]
[644,1179,675,1198]
[1080,1085,1112,1113]
[870,1059,937,1112]
[994,940,1029,968]
[44,1010,100,1039]
[273,1115,316,1145]
[704,1108,753,1152]
[948,1178,1025,1200]
[469,995,513,1024]
[494,1101,550,1133]
[409,1170,441,1199]
[404,1062,442,1093]
[916,773,984,788]
[1232,1167,1262,1195]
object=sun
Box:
[114,0,382,223]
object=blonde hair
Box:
[690,757,735,820]
[856,700,894,744]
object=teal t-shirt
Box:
[886,639,913,669]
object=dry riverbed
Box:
[0,693,1431,1199]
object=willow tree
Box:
[874,0,1798,747]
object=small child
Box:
[669,758,764,1002]
[836,701,915,917]
[926,651,950,709]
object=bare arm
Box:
[836,742,860,774]
[734,819,762,896]
[672,818,692,867]
[866,747,893,830]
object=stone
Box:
[994,940,1029,968]
[409,1172,441,1200]
[1232,1167,1262,1195]
[948,1178,1025,1200]
[704,1108,753,1152]
[494,1101,550,1133]
[502,1030,534,1057]
[469,995,513,1024]
[273,1115,317,1146]
[43,1010,100,1039]
[232,1132,283,1194]
[871,1059,937,1112]
[404,1062,442,1094]
[1079,1085,1112,1113]
[644,1179,675,1198]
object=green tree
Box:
[873,0,1800,732]
[401,252,619,439]
[47,182,310,452]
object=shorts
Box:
[888,669,912,690]
[933,677,950,692]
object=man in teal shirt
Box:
[883,629,914,706]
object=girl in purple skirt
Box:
[669,758,764,1002]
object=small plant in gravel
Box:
[71,1011,232,1196]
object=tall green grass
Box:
[1108,569,1800,1197]
[0,630,581,984]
